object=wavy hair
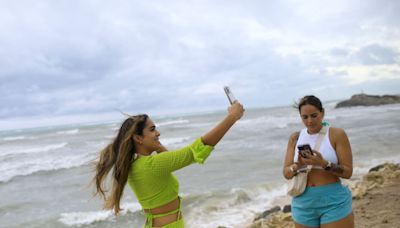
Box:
[92,114,148,214]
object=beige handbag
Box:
[287,127,326,197]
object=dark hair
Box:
[93,114,148,214]
[295,95,323,112]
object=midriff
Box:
[144,197,181,227]
[306,169,340,187]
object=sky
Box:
[1,0,400,129]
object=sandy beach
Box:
[248,163,400,228]
[352,163,400,228]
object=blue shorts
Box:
[292,182,352,227]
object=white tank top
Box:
[294,127,338,164]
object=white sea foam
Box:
[238,115,299,129]
[161,136,191,146]
[186,184,287,228]
[157,119,189,127]
[2,136,27,141]
[59,210,113,226]
[0,148,90,182]
[57,129,80,135]
[58,202,141,226]
[0,142,68,157]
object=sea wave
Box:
[0,149,90,183]
[58,202,142,227]
[238,116,299,129]
[56,184,288,228]
[2,136,27,141]
[57,129,80,135]
[161,136,191,146]
[157,119,189,127]
[185,184,288,228]
[0,142,68,157]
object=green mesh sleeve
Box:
[190,137,214,164]
[145,137,214,176]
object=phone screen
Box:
[297,144,313,158]
[224,86,236,105]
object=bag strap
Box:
[314,126,326,151]
[311,127,327,170]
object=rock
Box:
[369,164,386,172]
[262,212,294,228]
[335,93,400,108]
[253,206,281,221]
[352,184,367,199]
[246,220,262,228]
[351,163,400,199]
[282,204,291,213]
[364,172,384,185]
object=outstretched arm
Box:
[201,101,244,146]
[147,101,244,175]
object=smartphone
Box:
[224,86,236,105]
[297,144,313,158]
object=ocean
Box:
[1,102,400,228]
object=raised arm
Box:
[201,101,244,146]
[147,101,244,175]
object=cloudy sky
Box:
[1,0,399,128]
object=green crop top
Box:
[127,137,214,209]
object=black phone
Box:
[297,144,313,158]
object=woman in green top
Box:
[93,101,244,227]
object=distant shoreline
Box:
[335,93,400,108]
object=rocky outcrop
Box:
[335,94,400,108]
[351,163,400,200]
[248,211,294,228]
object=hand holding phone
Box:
[224,86,236,105]
[297,144,314,158]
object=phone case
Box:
[224,86,236,105]
[298,144,313,158]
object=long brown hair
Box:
[93,114,148,214]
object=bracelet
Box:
[324,160,332,171]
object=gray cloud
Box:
[0,0,399,123]
[355,44,399,65]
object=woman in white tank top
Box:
[283,95,354,228]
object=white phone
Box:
[223,86,236,105]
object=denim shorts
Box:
[291,182,352,227]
